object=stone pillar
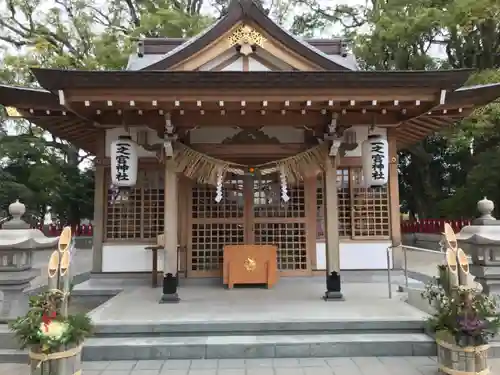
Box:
[160,161,180,303]
[323,156,343,301]
[458,197,500,297]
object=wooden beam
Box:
[65,88,438,103]
[89,109,412,128]
[189,143,312,159]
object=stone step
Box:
[0,349,28,363]
[94,319,425,336]
[82,333,436,361]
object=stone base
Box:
[159,273,180,303]
[323,271,343,301]
[159,293,180,304]
[0,288,30,323]
[323,291,345,301]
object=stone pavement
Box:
[3,357,500,375]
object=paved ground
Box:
[87,278,425,325]
[3,357,500,375]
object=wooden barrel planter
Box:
[437,338,490,375]
[29,344,83,375]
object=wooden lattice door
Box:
[188,176,246,277]
[253,175,310,275]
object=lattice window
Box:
[254,222,307,270]
[191,223,244,271]
[351,168,390,238]
[105,169,164,240]
[190,176,245,272]
[191,178,244,219]
[316,168,389,239]
[337,169,351,237]
[253,175,305,218]
[316,170,351,239]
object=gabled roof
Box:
[141,0,351,71]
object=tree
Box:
[292,0,500,218]
[0,0,215,224]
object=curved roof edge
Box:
[142,0,351,71]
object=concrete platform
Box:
[2,277,442,362]
[72,278,437,360]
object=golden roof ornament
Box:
[5,106,22,117]
[228,24,266,55]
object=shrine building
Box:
[1,0,500,300]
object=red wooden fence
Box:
[400,219,471,234]
[19,224,94,237]
[8,220,472,236]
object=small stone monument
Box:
[0,200,59,321]
[458,197,500,296]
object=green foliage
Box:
[292,0,500,219]
[0,0,218,222]
[9,290,93,352]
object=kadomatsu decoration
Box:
[9,227,93,375]
[421,223,500,375]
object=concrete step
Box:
[82,333,436,361]
[0,349,28,363]
[94,319,425,336]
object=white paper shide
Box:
[361,135,389,187]
[110,136,138,188]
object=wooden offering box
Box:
[223,245,278,289]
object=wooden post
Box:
[160,160,180,303]
[92,137,105,273]
[323,155,343,300]
[387,129,402,268]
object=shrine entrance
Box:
[187,173,310,278]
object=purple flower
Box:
[457,317,486,333]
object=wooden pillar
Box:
[323,155,343,300]
[92,137,105,273]
[388,129,402,268]
[305,176,318,271]
[160,160,180,303]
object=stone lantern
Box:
[0,200,59,321]
[458,197,500,297]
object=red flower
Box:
[41,311,57,332]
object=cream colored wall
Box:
[105,126,162,158]
[343,126,387,157]
[188,126,305,144]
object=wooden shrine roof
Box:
[1,74,499,153]
[0,84,103,154]
[31,68,472,90]
[138,0,349,71]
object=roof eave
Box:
[30,69,473,92]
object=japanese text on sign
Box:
[115,142,131,182]
[371,141,385,181]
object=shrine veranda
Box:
[1,0,500,301]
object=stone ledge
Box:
[81,333,436,361]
